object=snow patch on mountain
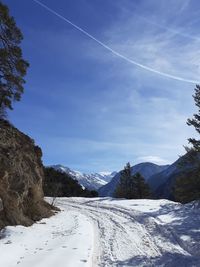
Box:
[51,165,116,191]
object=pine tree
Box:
[114,164,151,199]
[174,85,200,203]
[187,84,200,151]
[114,162,135,199]
[133,172,151,199]
[43,167,98,198]
[174,167,200,203]
[0,104,6,118]
[0,1,29,118]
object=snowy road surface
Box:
[1,208,94,267]
[1,198,200,267]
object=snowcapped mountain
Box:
[51,165,116,191]
[96,171,117,182]
[98,162,169,197]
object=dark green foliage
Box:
[114,163,151,199]
[43,167,98,198]
[44,167,82,197]
[0,1,29,116]
[114,163,134,199]
[187,85,200,151]
[174,167,200,203]
[0,105,6,118]
[174,85,200,203]
[133,172,151,199]
[83,189,99,198]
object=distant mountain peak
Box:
[98,162,169,197]
[50,165,116,191]
[98,171,113,176]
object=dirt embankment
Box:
[0,120,53,228]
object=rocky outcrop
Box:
[0,120,53,228]
[0,198,3,212]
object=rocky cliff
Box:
[0,120,53,228]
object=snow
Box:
[51,165,116,190]
[1,209,94,267]
[1,197,200,267]
[98,172,113,176]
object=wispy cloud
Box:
[136,156,170,165]
[32,0,200,84]
[10,0,200,172]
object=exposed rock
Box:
[0,198,3,212]
[0,120,53,228]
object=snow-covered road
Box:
[1,197,200,267]
[1,208,94,267]
[60,198,200,267]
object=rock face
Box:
[0,198,3,212]
[0,120,52,228]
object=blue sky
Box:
[4,0,200,172]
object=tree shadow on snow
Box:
[113,252,200,267]
[131,203,200,259]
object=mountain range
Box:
[148,152,200,199]
[99,153,200,199]
[51,165,117,191]
[98,162,169,197]
[51,152,200,199]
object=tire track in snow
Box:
[58,199,161,266]
[57,198,200,267]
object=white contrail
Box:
[137,14,200,42]
[32,0,200,84]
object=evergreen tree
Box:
[114,163,151,199]
[43,167,98,198]
[0,104,6,118]
[0,1,29,117]
[114,163,135,199]
[174,167,200,203]
[174,85,200,202]
[133,172,151,199]
[187,84,200,151]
